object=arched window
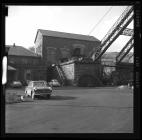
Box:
[72,48,81,57]
[72,44,85,57]
[24,69,31,81]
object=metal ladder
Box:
[55,65,66,86]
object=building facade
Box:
[6,30,102,86]
[7,45,47,85]
[34,29,101,65]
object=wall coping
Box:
[59,60,101,66]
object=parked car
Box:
[128,80,133,88]
[21,80,28,86]
[10,81,22,88]
[25,80,52,99]
[49,79,61,87]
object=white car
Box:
[25,81,52,99]
[49,79,61,87]
[10,81,22,88]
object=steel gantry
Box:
[90,6,134,62]
[120,27,133,36]
[116,36,134,64]
[128,53,134,62]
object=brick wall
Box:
[8,55,46,83]
[60,61,102,86]
[115,62,133,84]
[60,61,75,85]
[42,36,100,64]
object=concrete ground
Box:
[5,86,133,133]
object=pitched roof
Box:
[35,29,100,43]
[6,45,39,57]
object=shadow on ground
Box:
[36,95,78,100]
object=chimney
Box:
[13,43,16,47]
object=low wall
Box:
[60,60,102,86]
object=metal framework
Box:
[55,65,66,85]
[116,37,134,63]
[120,27,133,36]
[90,6,134,62]
[128,53,134,62]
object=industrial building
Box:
[7,30,102,86]
[6,45,46,85]
[34,29,101,64]
[7,6,134,87]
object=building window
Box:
[24,69,31,81]
[9,57,15,64]
[9,60,15,64]
[72,44,85,57]
[72,48,81,56]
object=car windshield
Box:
[33,81,47,87]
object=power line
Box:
[88,6,113,36]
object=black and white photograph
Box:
[1,2,140,137]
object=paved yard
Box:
[5,87,133,133]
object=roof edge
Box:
[6,45,40,57]
[34,29,40,44]
[36,29,101,42]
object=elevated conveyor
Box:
[90,6,134,62]
[116,36,134,63]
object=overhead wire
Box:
[88,6,113,36]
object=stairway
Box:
[55,65,66,86]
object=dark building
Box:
[6,45,46,85]
[34,29,101,65]
[6,30,102,86]
[34,29,102,86]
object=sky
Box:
[6,6,134,52]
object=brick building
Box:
[7,45,47,85]
[34,29,101,65]
[34,29,102,86]
[7,30,102,86]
